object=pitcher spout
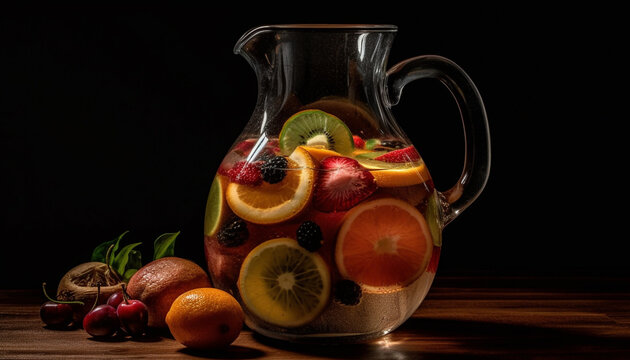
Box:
[233,24,399,136]
[234,25,273,55]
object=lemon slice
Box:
[226,147,315,224]
[357,158,431,187]
[238,238,331,327]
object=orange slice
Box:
[299,145,341,162]
[226,147,315,224]
[335,197,433,292]
[357,158,431,187]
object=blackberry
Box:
[261,156,288,184]
[296,220,323,252]
[334,279,362,305]
[217,216,249,247]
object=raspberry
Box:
[226,161,262,185]
[296,220,323,252]
[260,156,288,184]
[334,279,362,305]
[217,216,249,247]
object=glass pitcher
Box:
[203,24,490,342]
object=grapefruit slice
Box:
[237,237,330,327]
[226,147,316,224]
[335,197,433,292]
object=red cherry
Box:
[106,291,124,308]
[83,304,119,337]
[39,282,84,328]
[40,301,74,327]
[117,299,149,337]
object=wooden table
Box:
[2,276,629,359]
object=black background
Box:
[1,5,626,289]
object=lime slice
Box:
[426,190,443,247]
[279,109,354,156]
[238,238,330,327]
[204,176,227,236]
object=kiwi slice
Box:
[279,109,354,155]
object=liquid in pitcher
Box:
[204,109,442,339]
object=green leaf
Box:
[126,249,142,272]
[123,268,138,281]
[90,231,129,263]
[112,242,142,277]
[122,248,142,281]
[153,231,179,260]
[91,239,114,262]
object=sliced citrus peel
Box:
[226,147,316,224]
[237,237,331,328]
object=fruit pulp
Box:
[204,110,442,341]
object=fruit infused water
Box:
[204,109,442,341]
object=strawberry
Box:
[226,161,262,186]
[352,135,365,149]
[313,156,377,212]
[374,146,420,163]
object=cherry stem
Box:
[104,244,122,282]
[121,283,130,304]
[89,284,101,312]
[105,244,114,269]
[41,282,84,306]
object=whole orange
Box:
[166,288,244,349]
[126,257,212,328]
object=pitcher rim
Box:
[234,24,398,54]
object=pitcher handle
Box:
[386,55,491,226]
